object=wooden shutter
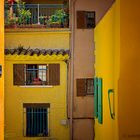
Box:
[77,79,86,96]
[77,11,86,29]
[48,64,60,85]
[13,64,25,85]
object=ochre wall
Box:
[0,0,4,139]
[5,31,70,49]
[4,59,69,140]
[72,0,95,139]
[94,0,120,140]
[71,0,116,139]
[118,0,140,139]
[95,0,140,140]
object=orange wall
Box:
[94,1,120,139]
[118,0,140,139]
[0,0,4,140]
[94,0,140,140]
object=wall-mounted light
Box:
[0,65,2,77]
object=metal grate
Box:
[5,4,66,25]
[24,107,49,137]
[26,64,48,85]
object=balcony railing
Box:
[5,4,69,28]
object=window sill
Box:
[23,136,55,139]
[20,85,53,88]
[5,27,71,33]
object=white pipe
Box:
[37,4,40,24]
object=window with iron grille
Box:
[26,64,48,85]
[13,64,60,86]
[77,11,95,29]
[77,78,94,96]
[23,103,50,137]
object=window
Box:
[26,64,47,85]
[23,103,50,137]
[77,78,94,96]
[77,11,95,29]
[13,64,60,86]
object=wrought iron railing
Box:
[5,4,69,28]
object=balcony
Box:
[4,2,69,29]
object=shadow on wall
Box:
[95,0,115,24]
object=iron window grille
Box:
[23,104,50,137]
[26,64,48,85]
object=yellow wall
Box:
[5,31,70,49]
[95,0,140,140]
[5,58,69,140]
[0,0,4,139]
[118,0,140,139]
[94,0,120,140]
[5,27,70,140]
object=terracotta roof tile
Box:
[5,48,70,56]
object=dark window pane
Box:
[26,107,48,137]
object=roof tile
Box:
[5,48,70,56]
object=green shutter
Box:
[98,78,103,124]
[94,77,98,118]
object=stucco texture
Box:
[0,0,4,139]
[94,0,120,140]
[5,59,69,140]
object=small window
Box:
[77,11,95,29]
[23,103,50,137]
[13,64,60,86]
[86,78,94,95]
[77,78,94,96]
[26,64,48,85]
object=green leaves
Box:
[48,9,67,24]
[16,1,31,24]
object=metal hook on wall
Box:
[108,89,115,119]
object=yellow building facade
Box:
[94,1,120,139]
[5,30,70,140]
[0,0,4,140]
[3,0,140,140]
[94,0,140,140]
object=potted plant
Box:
[32,78,42,85]
[5,12,17,28]
[5,0,18,28]
[16,1,31,26]
[5,0,31,28]
[48,9,68,28]
[8,0,16,18]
